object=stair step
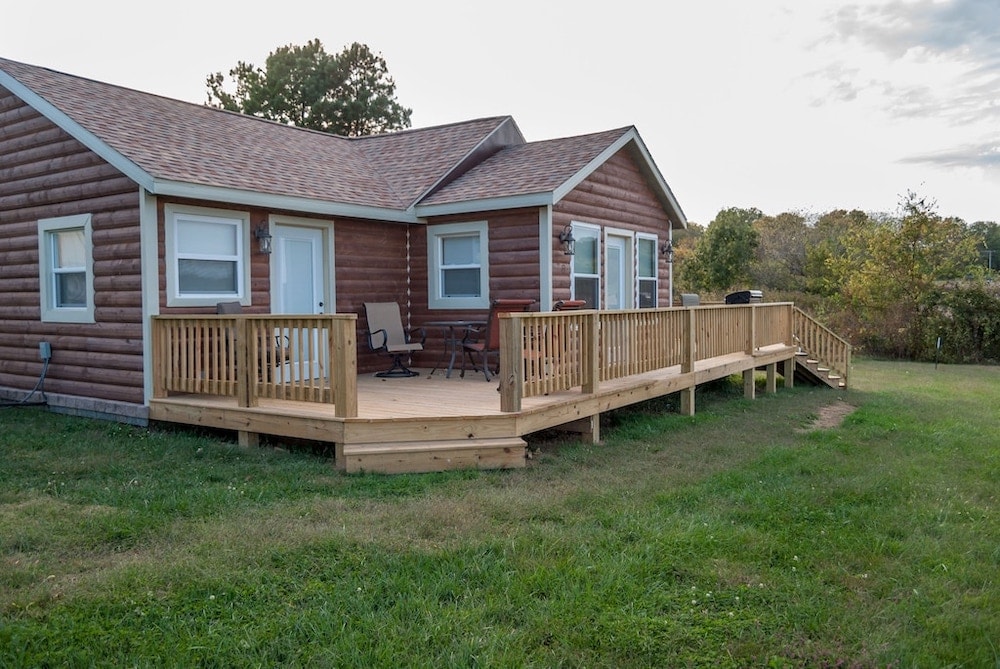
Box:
[342,437,527,474]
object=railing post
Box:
[682,308,696,374]
[680,307,696,416]
[582,311,599,394]
[746,305,757,355]
[786,304,795,347]
[236,316,253,408]
[332,315,358,418]
[499,314,522,412]
[151,317,167,398]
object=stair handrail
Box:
[792,307,852,387]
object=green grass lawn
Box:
[2,359,998,667]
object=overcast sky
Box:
[6,0,998,225]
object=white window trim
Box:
[636,232,659,308]
[570,221,601,309]
[38,213,95,324]
[428,220,490,310]
[164,204,251,308]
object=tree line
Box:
[675,194,1000,364]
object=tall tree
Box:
[803,209,871,297]
[750,211,809,292]
[206,40,412,136]
[679,207,762,293]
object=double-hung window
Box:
[637,234,659,308]
[165,205,249,307]
[38,214,95,323]
[570,223,600,309]
[428,221,489,309]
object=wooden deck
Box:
[149,344,800,474]
[148,304,850,473]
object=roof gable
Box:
[0,56,685,227]
[415,127,687,228]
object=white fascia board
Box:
[551,130,635,204]
[0,70,155,191]
[627,129,689,229]
[413,192,553,218]
[151,180,421,224]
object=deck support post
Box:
[766,363,777,394]
[743,369,756,400]
[784,358,795,388]
[238,430,259,448]
[586,414,600,444]
[559,415,601,443]
[680,386,695,416]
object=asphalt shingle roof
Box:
[421,127,633,205]
[1,57,682,224]
[0,57,514,211]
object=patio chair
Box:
[460,298,536,381]
[215,302,290,380]
[363,302,426,378]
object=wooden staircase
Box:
[792,308,852,389]
[794,352,846,388]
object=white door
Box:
[605,235,633,310]
[274,225,327,379]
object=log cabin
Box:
[0,56,850,473]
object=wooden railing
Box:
[793,307,852,386]
[150,304,832,419]
[499,303,797,411]
[151,314,358,417]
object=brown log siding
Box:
[407,209,541,369]
[0,86,144,404]
[554,148,673,306]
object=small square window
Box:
[428,221,489,309]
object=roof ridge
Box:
[0,55,362,143]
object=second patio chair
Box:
[460,298,535,381]
[364,302,426,378]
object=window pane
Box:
[574,276,599,310]
[178,259,237,293]
[56,272,86,307]
[574,230,599,275]
[54,229,85,268]
[442,235,479,265]
[638,278,657,308]
[177,219,238,256]
[638,239,656,277]
[442,268,481,297]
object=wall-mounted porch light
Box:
[660,240,674,263]
[559,224,576,256]
[255,226,273,255]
